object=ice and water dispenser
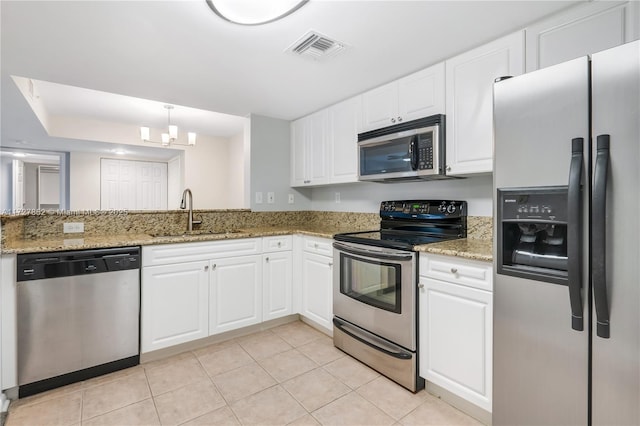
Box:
[497,187,569,284]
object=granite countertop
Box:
[413,238,493,262]
[2,226,494,261]
[0,225,355,254]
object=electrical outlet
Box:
[255,192,263,204]
[288,194,295,204]
[335,192,341,203]
[267,192,275,204]
[63,222,84,233]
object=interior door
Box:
[590,40,640,426]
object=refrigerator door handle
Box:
[593,134,611,338]
[567,137,584,331]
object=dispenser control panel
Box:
[500,188,568,223]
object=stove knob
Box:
[447,204,456,214]
[438,204,447,213]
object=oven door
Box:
[333,241,416,350]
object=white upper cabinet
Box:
[445,31,524,176]
[291,96,360,187]
[526,1,639,72]
[328,96,360,184]
[360,62,445,132]
[290,110,329,187]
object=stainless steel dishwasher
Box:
[17,246,140,397]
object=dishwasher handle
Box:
[17,246,140,282]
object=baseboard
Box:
[426,381,492,425]
[140,314,300,363]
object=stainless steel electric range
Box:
[332,200,467,392]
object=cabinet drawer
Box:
[262,235,293,253]
[303,236,333,256]
[420,253,493,292]
[142,238,261,267]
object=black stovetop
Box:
[334,200,467,251]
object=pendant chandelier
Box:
[140,105,196,147]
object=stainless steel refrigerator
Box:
[493,40,640,425]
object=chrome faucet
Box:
[180,188,202,231]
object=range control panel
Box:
[380,200,467,218]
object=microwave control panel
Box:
[416,133,434,170]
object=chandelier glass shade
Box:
[205,0,308,26]
[140,105,196,147]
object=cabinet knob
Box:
[446,166,451,172]
[212,264,217,270]
[277,242,282,247]
[265,257,269,263]
[328,262,333,268]
[418,283,424,289]
[204,265,209,271]
[450,268,458,274]
[397,116,403,122]
[314,243,319,248]
[391,118,396,123]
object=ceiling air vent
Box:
[286,30,347,61]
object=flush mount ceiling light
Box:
[140,105,196,147]
[205,0,308,26]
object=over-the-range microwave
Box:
[358,114,449,182]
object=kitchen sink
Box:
[149,230,243,239]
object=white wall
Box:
[70,151,101,210]
[23,163,38,209]
[310,175,493,216]
[250,114,311,211]
[183,134,234,209]
[228,131,246,208]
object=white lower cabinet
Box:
[300,250,333,331]
[141,260,209,353]
[209,255,262,335]
[419,254,493,412]
[262,251,293,321]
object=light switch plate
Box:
[288,194,294,204]
[335,192,341,203]
[255,192,263,204]
[267,192,275,204]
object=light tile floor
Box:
[6,321,482,426]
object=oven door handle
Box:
[333,318,412,360]
[333,242,414,261]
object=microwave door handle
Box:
[567,137,584,331]
[409,135,419,170]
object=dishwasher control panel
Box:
[17,246,140,281]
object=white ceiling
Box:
[1,0,582,155]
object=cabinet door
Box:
[141,261,209,353]
[419,277,492,412]
[526,1,638,72]
[446,31,524,175]
[290,118,307,186]
[308,110,329,185]
[360,81,398,132]
[398,62,445,123]
[210,255,262,335]
[263,251,293,321]
[301,252,333,332]
[328,97,359,184]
